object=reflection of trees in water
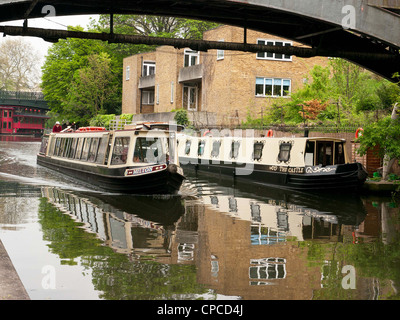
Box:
[38,197,206,300]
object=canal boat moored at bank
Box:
[177,135,368,191]
[37,127,185,194]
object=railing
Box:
[109,119,132,131]
[0,90,45,101]
[238,124,363,134]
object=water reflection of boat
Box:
[41,187,187,257]
[188,170,367,227]
[194,179,366,243]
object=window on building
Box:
[183,86,198,111]
[256,39,292,61]
[255,77,291,97]
[217,40,224,60]
[184,49,199,67]
[143,61,155,76]
[142,90,155,105]
[126,66,130,80]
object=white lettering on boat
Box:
[125,164,167,177]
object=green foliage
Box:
[41,26,121,125]
[245,58,400,128]
[173,109,190,126]
[120,113,134,122]
[356,116,400,160]
[89,114,116,129]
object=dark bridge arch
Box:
[0,0,400,81]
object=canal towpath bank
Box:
[0,239,30,300]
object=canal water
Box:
[1,136,400,300]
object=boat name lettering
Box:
[125,164,166,176]
[267,166,304,174]
[306,166,335,174]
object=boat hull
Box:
[37,154,185,194]
[179,158,367,192]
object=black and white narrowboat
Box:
[37,126,185,194]
[177,134,368,192]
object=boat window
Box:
[230,141,240,159]
[278,143,292,162]
[81,138,92,161]
[253,142,264,161]
[96,137,109,164]
[304,141,315,166]
[39,136,49,155]
[185,140,191,155]
[57,138,66,157]
[64,138,74,158]
[88,138,100,162]
[316,141,333,166]
[211,140,221,158]
[133,137,163,163]
[51,137,60,156]
[335,141,345,164]
[75,138,84,160]
[111,137,130,165]
[68,138,78,159]
[198,140,206,156]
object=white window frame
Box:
[142,61,156,76]
[217,40,224,60]
[182,85,198,111]
[184,49,200,67]
[142,90,155,105]
[171,82,174,103]
[125,66,130,81]
[255,77,291,97]
[256,39,292,61]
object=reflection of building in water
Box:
[193,197,322,299]
[195,194,390,299]
[41,186,395,299]
[203,195,340,243]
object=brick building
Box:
[122,25,328,126]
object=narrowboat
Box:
[37,126,185,194]
[177,134,368,191]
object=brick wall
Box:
[122,25,329,126]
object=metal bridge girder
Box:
[0,0,399,81]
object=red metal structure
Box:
[0,91,50,136]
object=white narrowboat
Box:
[37,126,185,194]
[177,135,368,191]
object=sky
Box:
[0,14,99,65]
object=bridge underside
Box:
[0,0,400,81]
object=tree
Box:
[356,104,400,179]
[41,26,121,124]
[96,14,220,40]
[0,38,41,91]
[299,99,328,121]
[66,53,118,123]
